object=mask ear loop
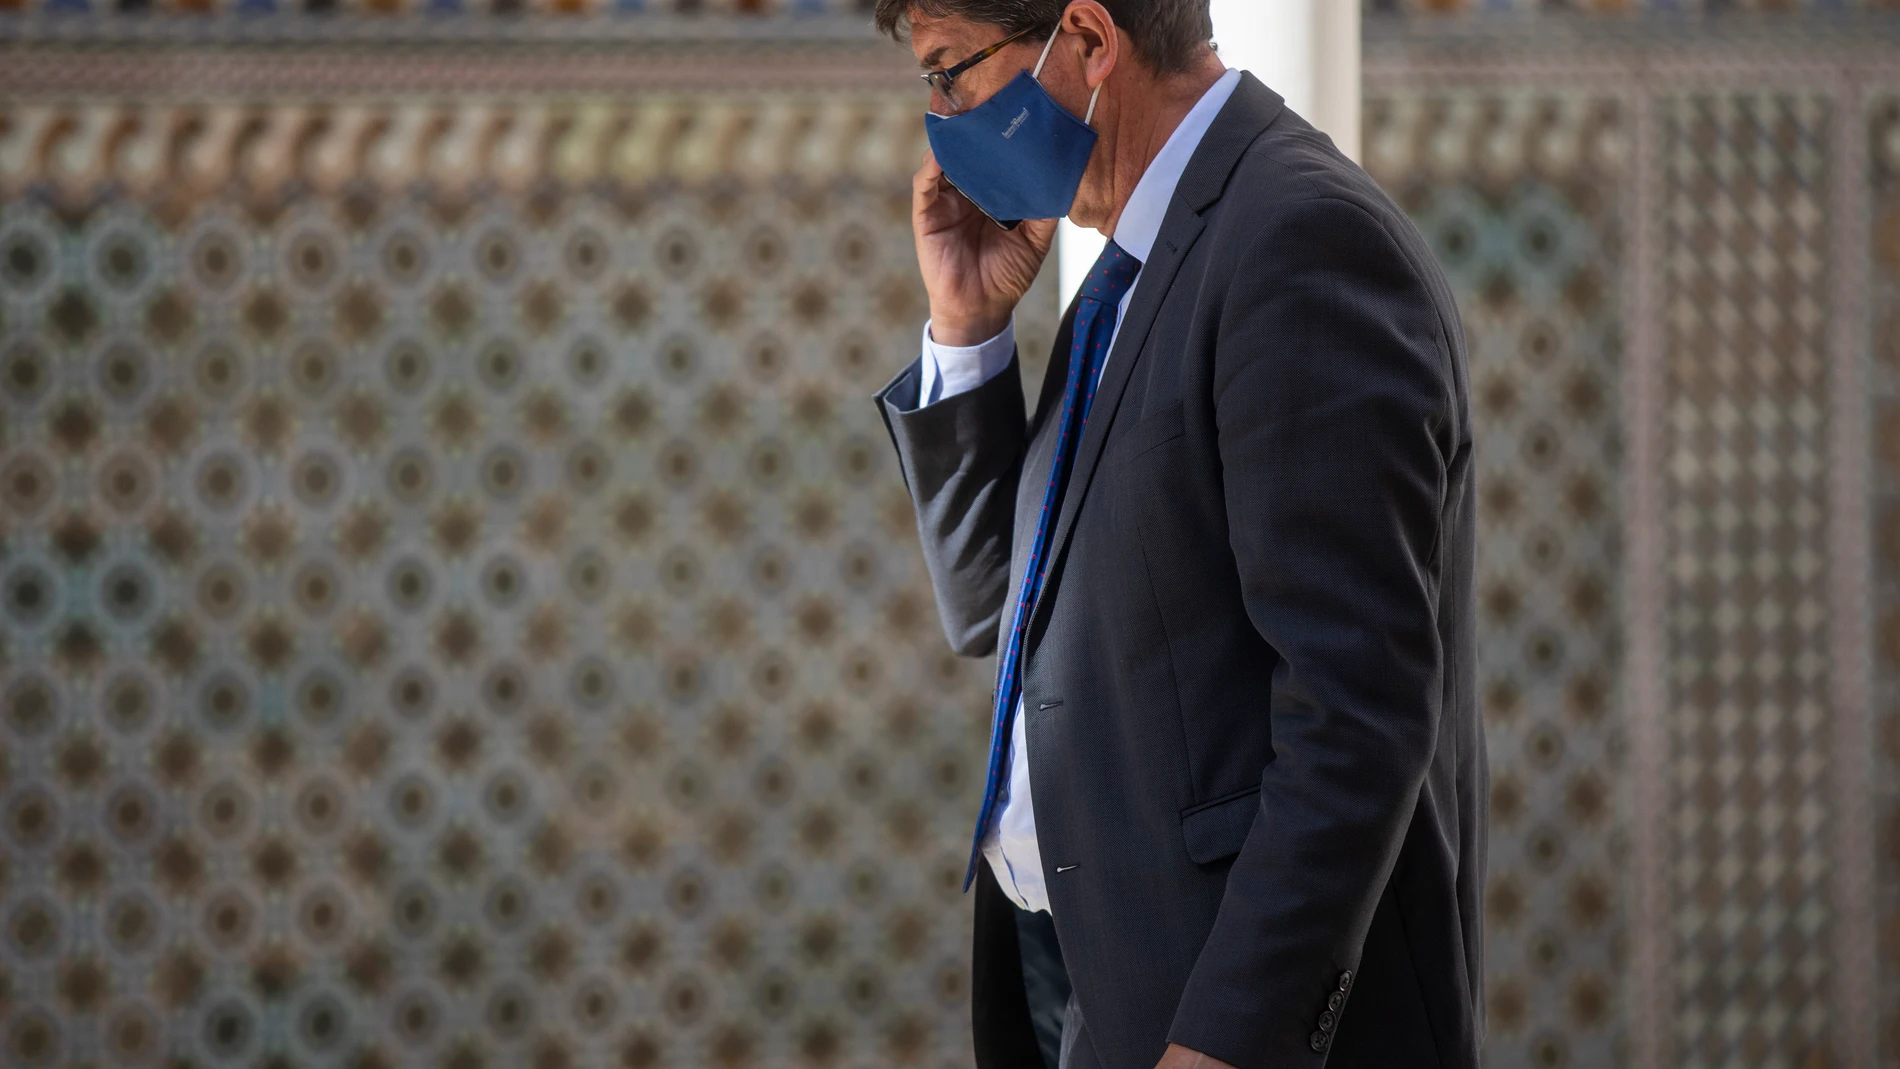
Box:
[1031,28,1104,127]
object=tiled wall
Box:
[1368,18,1896,1068]
[1363,89,1628,1069]
[0,79,1020,1066]
[0,7,1894,1069]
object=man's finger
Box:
[913,150,942,196]
[914,158,943,217]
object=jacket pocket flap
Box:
[1180,786,1260,865]
[1109,400,1185,465]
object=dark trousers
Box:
[1014,904,1072,1069]
[973,863,1076,1069]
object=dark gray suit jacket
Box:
[874,73,1484,1069]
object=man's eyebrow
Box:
[919,46,951,70]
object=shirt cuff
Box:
[918,317,1016,408]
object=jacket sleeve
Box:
[1166,194,1458,1066]
[873,351,1028,657]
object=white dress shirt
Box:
[913,68,1244,914]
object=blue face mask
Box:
[924,30,1102,230]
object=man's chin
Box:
[1064,199,1110,231]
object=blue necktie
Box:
[965,239,1143,892]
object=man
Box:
[870,3,1484,1068]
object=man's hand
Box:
[912,147,1058,346]
[1155,1043,1239,1069]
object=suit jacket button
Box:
[1318,1010,1337,1032]
[1337,970,1353,991]
[1328,990,1345,1012]
[1310,1030,1329,1052]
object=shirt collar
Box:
[1107,67,1243,265]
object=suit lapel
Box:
[1005,299,1079,624]
[1024,72,1286,636]
[1025,204,1202,631]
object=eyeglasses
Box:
[920,22,1048,114]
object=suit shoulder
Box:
[1197,109,1470,405]
[1212,108,1420,257]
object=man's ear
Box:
[1057,0,1120,91]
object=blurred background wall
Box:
[0,3,1896,1069]
[1361,10,1899,1069]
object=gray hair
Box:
[873,0,1214,76]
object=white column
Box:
[1058,0,1360,304]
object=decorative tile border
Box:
[1828,78,1878,1069]
[1624,80,1671,1069]
[0,92,929,205]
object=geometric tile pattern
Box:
[1661,92,1836,1069]
[0,92,1000,1068]
[5,17,1897,1069]
[1364,90,1628,1069]
[1368,0,1894,12]
[0,0,1889,17]
[1869,93,1900,1069]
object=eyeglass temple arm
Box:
[939,21,1045,85]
